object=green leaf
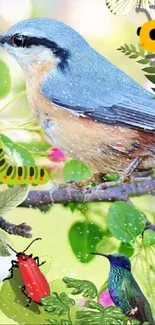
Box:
[98,280,108,296]
[47,320,59,325]
[103,174,120,181]
[130,44,136,51]
[124,44,130,50]
[63,277,98,298]
[41,293,75,316]
[145,74,155,83]
[151,88,155,93]
[47,320,72,325]
[68,203,78,213]
[0,237,10,256]
[17,141,51,154]
[68,222,104,263]
[0,134,35,166]
[0,60,11,98]
[0,185,29,216]
[0,268,50,324]
[96,236,118,254]
[125,51,131,56]
[143,229,155,246]
[142,66,155,73]
[138,43,145,55]
[119,242,134,257]
[64,159,93,182]
[129,54,139,59]
[137,59,150,64]
[76,301,128,325]
[107,202,146,242]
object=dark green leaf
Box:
[64,159,93,182]
[68,222,104,263]
[119,242,134,257]
[76,301,128,325]
[68,203,78,213]
[0,60,11,98]
[63,277,98,298]
[124,44,130,50]
[151,88,155,93]
[143,229,155,246]
[145,74,155,83]
[137,59,150,64]
[130,44,136,51]
[41,293,75,316]
[0,134,35,166]
[47,320,59,325]
[47,320,72,325]
[129,54,139,59]
[107,202,146,242]
[125,51,131,55]
[142,66,155,73]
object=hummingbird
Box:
[91,252,155,325]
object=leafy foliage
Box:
[76,300,128,325]
[41,293,75,316]
[143,229,155,247]
[63,277,98,298]
[118,43,155,92]
[0,61,11,98]
[107,202,146,242]
[0,184,29,215]
[68,221,104,263]
[47,320,72,325]
[64,159,93,182]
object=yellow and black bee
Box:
[137,20,155,53]
[0,143,50,185]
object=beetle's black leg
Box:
[34,256,46,267]
[3,260,18,281]
[21,285,31,307]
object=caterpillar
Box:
[0,143,50,185]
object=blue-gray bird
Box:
[0,18,155,182]
[91,252,155,325]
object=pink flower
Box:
[48,147,67,162]
[98,290,115,308]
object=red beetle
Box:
[3,238,50,306]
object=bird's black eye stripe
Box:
[12,34,27,47]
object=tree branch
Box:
[0,217,32,238]
[20,177,155,207]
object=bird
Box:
[91,252,155,324]
[1,18,155,185]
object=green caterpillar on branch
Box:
[0,143,50,185]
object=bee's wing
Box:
[105,0,136,15]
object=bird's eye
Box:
[12,34,26,47]
[149,28,155,40]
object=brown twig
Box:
[0,217,32,238]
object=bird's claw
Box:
[126,306,138,316]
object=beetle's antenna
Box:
[136,7,152,20]
[6,244,17,254]
[23,237,42,253]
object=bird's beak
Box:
[0,33,7,47]
[90,252,111,259]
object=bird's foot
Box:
[126,306,138,316]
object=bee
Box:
[0,143,50,185]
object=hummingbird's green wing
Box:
[121,276,154,324]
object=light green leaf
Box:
[47,320,72,325]
[143,229,155,246]
[0,237,10,256]
[107,202,145,242]
[0,268,50,324]
[0,134,35,166]
[145,74,155,83]
[68,222,104,263]
[119,242,134,257]
[103,174,120,182]
[138,43,145,55]
[0,185,29,216]
[64,159,93,182]
[41,293,75,316]
[17,141,51,154]
[0,61,11,98]
[76,301,128,325]
[130,44,136,51]
[63,277,98,299]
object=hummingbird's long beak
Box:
[90,252,110,259]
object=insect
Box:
[137,7,155,65]
[3,238,50,306]
[105,0,155,16]
[0,142,50,185]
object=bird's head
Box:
[0,18,88,73]
[91,252,131,271]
